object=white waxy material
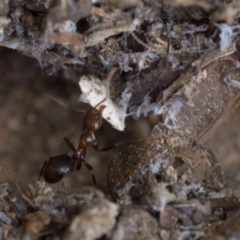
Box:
[79,75,130,131]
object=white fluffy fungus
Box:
[216,23,240,51]
[79,75,131,131]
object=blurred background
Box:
[0,46,240,196]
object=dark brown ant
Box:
[38,68,123,185]
[38,98,119,185]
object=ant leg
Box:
[92,142,117,152]
[38,158,49,181]
[84,162,97,186]
[92,140,142,152]
[76,160,82,171]
[64,137,76,152]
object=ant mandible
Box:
[38,69,120,185]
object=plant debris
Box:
[1,0,240,239]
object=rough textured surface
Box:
[161,46,240,141]
[108,123,224,201]
[64,197,118,240]
[1,0,240,239]
[111,206,160,240]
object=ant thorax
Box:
[73,149,85,162]
[79,131,96,146]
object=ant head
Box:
[43,155,75,183]
[98,105,106,113]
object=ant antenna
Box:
[92,67,119,110]
[94,98,107,109]
[64,137,76,152]
[43,93,86,113]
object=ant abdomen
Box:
[42,155,75,183]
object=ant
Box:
[38,68,123,185]
[38,98,122,185]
